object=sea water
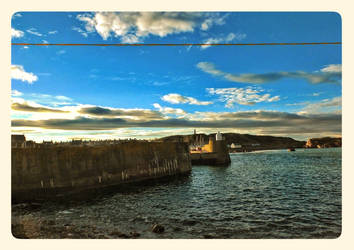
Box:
[13,148,341,238]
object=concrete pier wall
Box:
[12,141,191,202]
[190,140,231,165]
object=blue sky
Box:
[11,12,342,142]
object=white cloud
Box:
[300,96,342,114]
[13,13,22,18]
[320,64,341,73]
[201,32,246,49]
[120,34,141,43]
[196,62,224,76]
[56,50,66,55]
[26,28,42,36]
[72,27,89,37]
[48,30,58,35]
[153,103,186,116]
[27,93,73,106]
[55,96,72,101]
[11,65,38,84]
[76,12,200,42]
[161,93,213,105]
[11,28,24,38]
[11,90,23,97]
[200,13,229,31]
[207,87,280,107]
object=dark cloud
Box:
[12,112,341,137]
[11,102,69,113]
[197,62,342,84]
[215,111,305,120]
[78,106,164,120]
[12,117,128,130]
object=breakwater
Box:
[12,141,191,203]
[190,140,231,165]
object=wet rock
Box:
[151,224,165,233]
[182,220,197,226]
[110,230,129,238]
[130,231,140,238]
[11,223,28,239]
[12,202,42,211]
[203,234,215,239]
[29,202,42,209]
[88,233,96,238]
[46,220,56,225]
[173,227,182,232]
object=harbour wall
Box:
[190,140,231,165]
[12,141,191,202]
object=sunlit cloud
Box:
[153,103,186,116]
[10,94,341,142]
[299,96,342,114]
[12,110,341,138]
[76,12,230,43]
[11,102,70,113]
[11,65,38,84]
[161,93,213,105]
[11,92,74,107]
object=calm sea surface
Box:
[14,148,342,238]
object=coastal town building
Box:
[11,134,26,148]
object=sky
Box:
[11,12,342,142]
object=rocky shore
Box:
[12,203,164,239]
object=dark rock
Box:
[173,227,182,232]
[151,224,165,233]
[110,230,130,238]
[29,202,42,209]
[203,234,215,239]
[130,231,140,238]
[182,220,197,226]
[11,223,28,239]
[47,220,56,225]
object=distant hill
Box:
[157,133,306,151]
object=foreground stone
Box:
[151,224,165,233]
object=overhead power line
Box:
[11,42,341,47]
